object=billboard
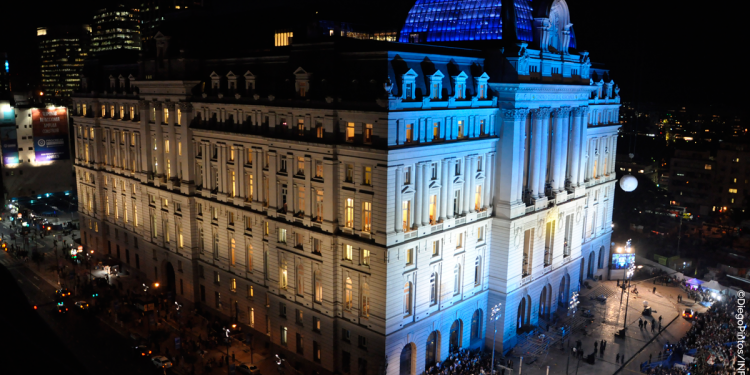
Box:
[612,253,635,269]
[1,126,19,165]
[32,107,69,162]
[0,103,14,125]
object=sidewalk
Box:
[507,279,690,375]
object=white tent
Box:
[702,280,727,292]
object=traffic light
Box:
[92,293,99,298]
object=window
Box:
[406,248,414,265]
[429,195,437,225]
[453,264,461,295]
[248,285,254,298]
[296,265,304,295]
[345,198,354,228]
[215,291,222,308]
[346,122,355,142]
[245,242,254,272]
[403,282,412,315]
[231,278,237,292]
[315,160,324,178]
[432,241,440,256]
[313,317,321,332]
[315,190,324,222]
[405,123,414,143]
[278,228,287,244]
[214,271,221,284]
[345,164,354,183]
[433,122,441,140]
[313,341,321,362]
[230,236,236,265]
[316,122,324,138]
[361,281,370,317]
[228,211,235,226]
[477,226,484,242]
[344,277,353,310]
[729,188,738,194]
[364,123,373,144]
[280,327,288,346]
[363,166,372,185]
[249,308,255,327]
[279,258,288,289]
[474,257,482,286]
[280,156,287,173]
[404,167,412,184]
[314,270,323,303]
[457,120,465,138]
[455,160,462,176]
[402,200,411,232]
[361,249,370,266]
[297,119,305,136]
[362,202,372,232]
[296,333,304,354]
[457,233,464,249]
[522,229,534,277]
[297,157,305,175]
[344,245,353,261]
[430,273,439,305]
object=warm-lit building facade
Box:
[38,25,91,97]
[71,1,620,374]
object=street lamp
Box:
[223,327,233,375]
[490,303,502,375]
[89,250,94,284]
[622,261,636,331]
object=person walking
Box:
[594,341,598,353]
[651,322,655,333]
[653,287,656,294]
[644,320,648,330]
[616,353,620,363]
[639,319,643,329]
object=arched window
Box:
[598,246,605,269]
[474,256,482,286]
[361,281,370,317]
[344,276,353,310]
[425,331,438,368]
[296,264,304,295]
[314,269,322,303]
[400,344,413,375]
[470,309,482,342]
[430,272,439,305]
[403,282,412,315]
[453,264,461,295]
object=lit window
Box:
[363,166,372,186]
[364,124,373,144]
[405,124,414,143]
[362,202,372,232]
[346,122,355,142]
[344,244,353,261]
[361,249,370,266]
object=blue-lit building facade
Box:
[70,1,621,374]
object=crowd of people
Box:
[643,295,741,375]
[425,349,516,375]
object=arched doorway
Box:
[587,252,595,279]
[425,331,439,368]
[449,320,462,353]
[558,274,570,308]
[598,246,605,269]
[470,309,483,343]
[165,262,176,297]
[540,284,552,319]
[579,259,585,285]
[517,297,528,333]
[400,343,414,375]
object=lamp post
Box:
[622,262,636,331]
[490,303,502,375]
[89,250,94,284]
[223,326,232,375]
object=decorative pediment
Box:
[209,71,220,79]
[243,71,255,79]
[293,66,309,76]
[452,71,469,80]
[128,74,136,81]
[429,70,444,80]
[226,71,236,78]
[118,74,125,79]
[244,71,256,90]
[475,72,490,82]
[402,68,418,79]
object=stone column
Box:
[439,159,449,222]
[414,164,422,229]
[529,109,544,198]
[322,159,336,230]
[558,108,571,191]
[178,103,195,184]
[537,107,551,198]
[577,108,589,186]
[304,156,312,219]
[462,157,471,215]
[165,102,178,181]
[422,163,431,226]
[236,145,245,199]
[153,102,166,180]
[569,107,585,188]
[218,145,227,194]
[446,159,455,219]
[394,166,403,232]
[609,135,617,175]
[253,149,262,204]
[267,151,278,211]
[138,100,153,177]
[550,108,563,192]
[201,142,210,189]
[483,153,493,209]
[469,156,477,213]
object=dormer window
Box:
[209,71,220,90]
[244,71,256,91]
[474,72,490,100]
[401,69,418,101]
[109,75,115,90]
[293,67,311,97]
[452,71,468,99]
[226,71,237,90]
[119,75,126,90]
[428,70,444,100]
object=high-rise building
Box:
[71,1,621,374]
[38,25,91,98]
[0,52,9,94]
[90,5,142,56]
[139,0,203,43]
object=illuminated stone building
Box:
[71,0,620,374]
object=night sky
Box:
[0,0,742,109]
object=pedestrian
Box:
[651,322,655,333]
[658,315,662,323]
[653,287,656,294]
[594,341,598,352]
[603,341,607,352]
[639,319,643,329]
[616,353,620,363]
[644,320,648,330]
[659,322,662,331]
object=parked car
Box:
[56,301,68,314]
[74,301,89,311]
[55,288,72,298]
[151,356,172,369]
[237,363,260,375]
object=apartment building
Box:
[71,1,620,374]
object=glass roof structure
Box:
[399,0,535,43]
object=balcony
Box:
[520,275,533,286]
[543,265,553,274]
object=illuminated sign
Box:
[1,126,18,164]
[32,108,70,162]
[612,253,635,269]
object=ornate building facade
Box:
[71,1,620,374]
